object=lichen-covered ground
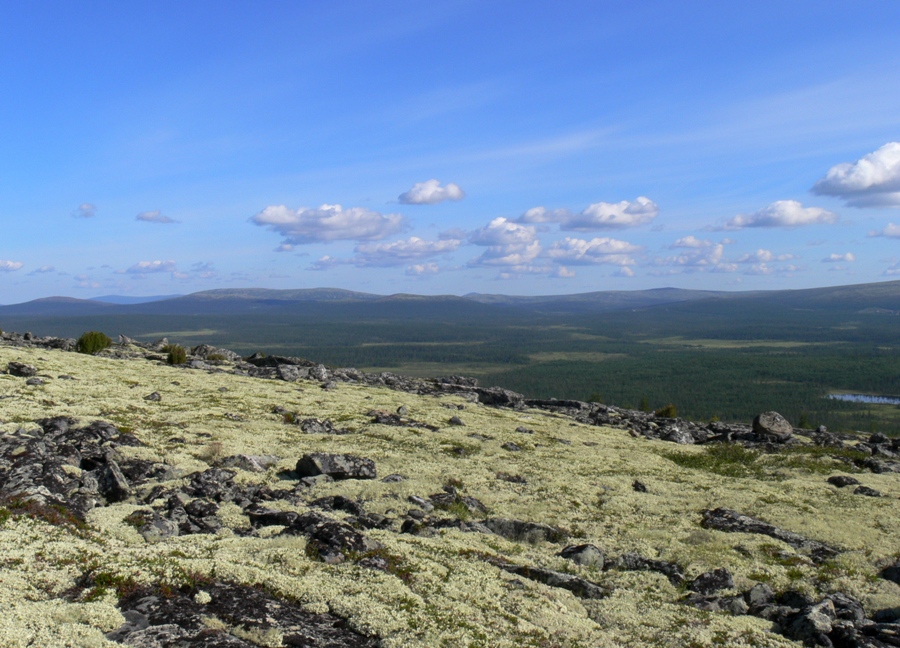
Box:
[0,341,898,647]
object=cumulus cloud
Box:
[813,142,900,207]
[72,203,96,219]
[468,217,542,269]
[398,179,465,205]
[868,222,900,238]
[725,200,838,229]
[823,253,855,263]
[736,249,796,263]
[124,260,177,274]
[0,260,24,272]
[406,263,440,276]
[136,210,177,224]
[546,237,640,266]
[518,197,659,230]
[251,204,406,245]
[656,237,736,272]
[353,237,461,267]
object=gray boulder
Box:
[753,411,793,442]
[7,362,37,377]
[559,544,604,567]
[295,453,376,480]
[690,568,734,595]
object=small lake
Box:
[827,393,900,405]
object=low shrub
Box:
[76,331,111,354]
[654,404,678,418]
[166,344,187,365]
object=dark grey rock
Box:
[484,518,566,544]
[281,511,381,563]
[448,416,465,426]
[827,475,861,488]
[614,552,685,586]
[854,485,882,497]
[217,454,279,472]
[99,459,132,502]
[632,480,648,492]
[7,362,37,377]
[745,582,775,609]
[690,568,734,595]
[501,442,522,452]
[701,507,839,563]
[380,473,405,483]
[25,377,45,386]
[881,558,900,585]
[295,453,376,480]
[559,544,604,567]
[779,599,835,645]
[488,558,611,599]
[143,392,162,402]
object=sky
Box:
[2,1,900,303]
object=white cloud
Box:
[546,237,640,266]
[868,222,900,238]
[251,204,406,244]
[657,237,736,273]
[124,260,177,274]
[353,236,461,267]
[0,260,24,272]
[823,253,855,263]
[398,179,465,205]
[813,142,900,207]
[468,218,542,269]
[553,266,576,278]
[136,210,177,224]
[736,249,796,263]
[616,266,635,278]
[309,255,341,271]
[406,263,440,276]
[72,203,96,219]
[518,196,659,230]
[725,200,838,229]
[884,261,900,276]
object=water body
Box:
[828,393,900,405]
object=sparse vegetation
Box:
[76,330,111,354]
[165,344,187,365]
[654,404,678,418]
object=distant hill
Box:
[2,279,899,319]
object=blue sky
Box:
[2,1,900,303]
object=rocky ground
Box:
[0,329,898,647]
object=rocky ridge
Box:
[0,329,898,647]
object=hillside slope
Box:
[0,332,898,647]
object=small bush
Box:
[166,344,187,365]
[654,404,678,418]
[76,331,111,354]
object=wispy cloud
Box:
[72,203,96,219]
[823,253,855,263]
[0,260,24,272]
[545,237,640,266]
[398,179,465,205]
[867,222,900,238]
[136,210,178,224]
[813,142,900,207]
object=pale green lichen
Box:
[0,342,898,646]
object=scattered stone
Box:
[407,495,434,512]
[487,558,611,599]
[109,581,380,646]
[745,583,775,610]
[448,416,465,426]
[501,442,522,452]
[827,475,861,488]
[515,426,534,434]
[559,544,604,567]
[381,473,405,483]
[663,428,694,444]
[218,454,279,472]
[98,460,132,502]
[614,553,685,587]
[752,411,793,442]
[429,490,488,516]
[281,511,381,563]
[7,361,37,377]
[295,453,377,480]
[701,508,839,563]
[144,391,162,402]
[25,377,45,386]
[880,558,900,585]
[484,518,566,544]
[779,599,835,645]
[853,485,882,497]
[299,417,352,435]
[632,480,648,493]
[496,472,527,484]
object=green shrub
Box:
[654,404,678,418]
[76,331,111,354]
[166,344,187,365]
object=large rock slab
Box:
[295,452,376,480]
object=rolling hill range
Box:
[1,280,899,434]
